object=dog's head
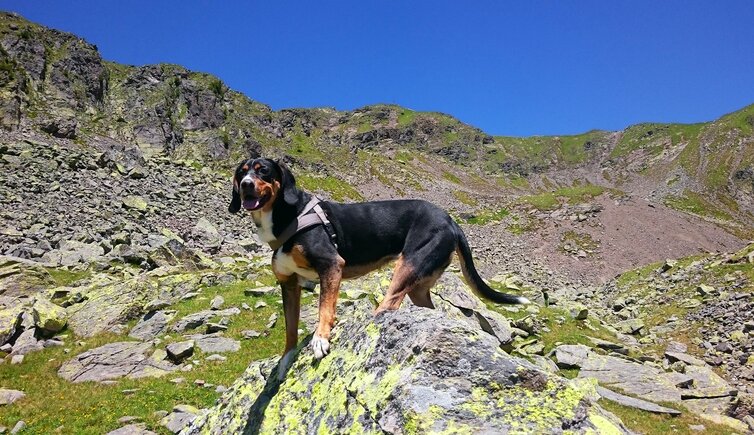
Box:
[228,158,298,213]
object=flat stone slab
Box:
[58,341,178,383]
[184,334,240,353]
[0,389,25,406]
[106,424,158,435]
[172,308,240,332]
[244,286,276,297]
[665,351,707,367]
[597,386,681,415]
[129,310,175,341]
[577,351,687,403]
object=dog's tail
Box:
[452,220,530,304]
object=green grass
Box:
[0,277,297,434]
[462,208,510,225]
[664,190,733,221]
[297,174,364,202]
[451,190,478,207]
[45,268,91,286]
[442,171,461,184]
[518,184,607,211]
[397,109,416,126]
[600,400,737,435]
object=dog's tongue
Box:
[243,198,261,210]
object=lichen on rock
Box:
[184,273,628,434]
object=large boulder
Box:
[66,276,160,338]
[0,305,24,346]
[32,297,67,334]
[184,274,628,434]
[58,341,178,383]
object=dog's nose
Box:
[240,177,253,189]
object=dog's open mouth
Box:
[242,194,270,211]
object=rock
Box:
[254,301,267,309]
[106,424,157,435]
[66,278,160,338]
[143,299,171,312]
[0,389,25,406]
[184,334,239,353]
[122,196,148,212]
[184,284,628,434]
[191,218,222,250]
[129,310,175,341]
[160,405,200,433]
[615,318,644,335]
[569,305,589,320]
[242,330,262,339]
[32,298,67,334]
[58,341,177,382]
[660,259,677,272]
[209,296,224,310]
[10,355,24,365]
[696,284,715,296]
[665,351,707,367]
[205,354,226,362]
[10,328,42,356]
[166,340,195,363]
[0,306,23,346]
[10,421,25,435]
[172,308,240,333]
[205,323,227,333]
[244,286,276,297]
[265,313,278,329]
[597,386,681,415]
[553,344,592,368]
[697,414,749,433]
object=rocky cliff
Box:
[1,11,753,435]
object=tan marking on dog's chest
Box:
[273,249,319,281]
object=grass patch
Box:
[397,109,416,126]
[600,400,737,435]
[518,184,607,211]
[451,190,478,207]
[0,276,297,434]
[664,190,732,221]
[462,208,510,225]
[45,268,91,286]
[442,171,461,184]
[297,174,364,202]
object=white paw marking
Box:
[311,334,330,360]
[278,350,295,381]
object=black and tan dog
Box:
[229,158,529,377]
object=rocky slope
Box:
[1,11,754,434]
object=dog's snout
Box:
[240,177,253,189]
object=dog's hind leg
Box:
[312,255,345,360]
[278,275,301,380]
[375,255,417,313]
[408,272,442,308]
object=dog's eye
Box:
[258,166,270,176]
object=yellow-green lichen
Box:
[586,412,624,435]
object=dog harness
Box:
[267,197,338,251]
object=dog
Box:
[229,157,529,377]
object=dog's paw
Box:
[311,334,330,360]
[277,350,296,381]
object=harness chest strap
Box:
[267,197,337,251]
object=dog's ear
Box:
[275,160,299,206]
[228,172,241,213]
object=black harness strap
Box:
[267,197,338,251]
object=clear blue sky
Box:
[4,1,754,136]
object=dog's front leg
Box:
[312,256,345,360]
[278,275,301,380]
